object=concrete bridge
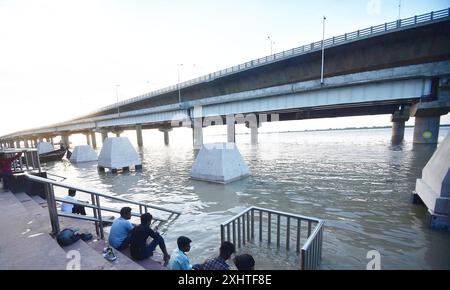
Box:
[1,8,450,149]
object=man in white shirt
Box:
[61,189,86,215]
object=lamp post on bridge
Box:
[177,63,183,104]
[116,84,120,117]
[267,36,275,55]
[321,16,326,85]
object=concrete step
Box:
[85,239,145,270]
[61,239,118,270]
[30,194,48,208]
[0,191,68,270]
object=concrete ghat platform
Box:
[0,190,167,270]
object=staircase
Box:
[0,190,168,270]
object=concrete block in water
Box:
[190,143,250,184]
[37,142,54,154]
[415,132,450,230]
[98,137,141,170]
[69,145,98,163]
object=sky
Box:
[1,0,449,137]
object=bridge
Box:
[1,8,450,149]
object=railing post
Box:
[247,212,250,242]
[91,194,99,237]
[220,225,225,245]
[296,219,301,253]
[259,210,262,242]
[242,216,245,246]
[45,183,60,236]
[268,212,271,244]
[301,249,306,270]
[237,217,241,248]
[344,33,347,41]
[308,221,312,237]
[95,195,104,239]
[431,11,434,20]
[276,215,281,248]
[384,23,387,31]
[232,220,236,246]
[370,26,373,34]
[414,15,417,24]
[251,209,255,241]
[286,216,290,251]
[227,224,231,243]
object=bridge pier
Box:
[136,125,143,147]
[391,107,410,144]
[61,134,70,149]
[226,115,236,143]
[85,132,91,146]
[192,107,203,149]
[100,130,108,143]
[15,140,21,148]
[91,132,97,149]
[159,127,172,146]
[24,139,29,148]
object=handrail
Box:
[0,148,41,173]
[25,173,181,215]
[86,8,450,116]
[24,173,181,239]
[220,206,325,270]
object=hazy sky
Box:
[1,0,449,137]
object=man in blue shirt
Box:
[109,207,134,250]
[170,236,193,270]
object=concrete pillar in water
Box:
[391,108,410,144]
[136,125,143,147]
[159,127,172,146]
[91,131,97,149]
[413,116,441,144]
[85,132,91,146]
[101,130,108,143]
[226,115,236,143]
[192,106,203,149]
[61,134,70,149]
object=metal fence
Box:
[24,173,181,239]
[0,148,41,173]
[220,206,324,270]
[91,8,450,115]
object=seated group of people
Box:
[109,207,255,270]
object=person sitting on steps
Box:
[129,213,170,266]
[169,236,193,270]
[61,189,86,215]
[109,207,134,250]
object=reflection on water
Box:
[43,128,450,269]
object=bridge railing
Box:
[24,173,181,239]
[85,8,449,117]
[220,206,325,270]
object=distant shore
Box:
[210,124,450,136]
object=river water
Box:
[43,127,450,270]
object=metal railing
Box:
[0,148,41,173]
[220,206,324,270]
[90,8,449,115]
[24,173,181,240]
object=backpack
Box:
[56,228,81,247]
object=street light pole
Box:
[267,36,274,55]
[116,84,120,116]
[177,64,183,104]
[398,0,402,20]
[321,16,326,85]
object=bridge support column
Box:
[226,115,236,143]
[24,139,29,148]
[192,107,203,149]
[91,132,97,149]
[136,125,143,147]
[15,140,21,148]
[413,116,441,144]
[391,107,410,144]
[61,134,70,149]
[101,130,108,143]
[85,133,91,146]
[159,127,172,146]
